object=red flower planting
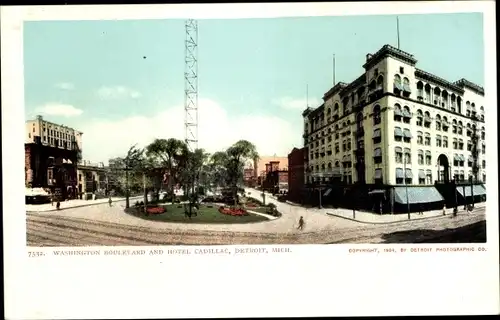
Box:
[146,207,166,214]
[218,206,248,216]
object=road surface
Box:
[26,204,486,246]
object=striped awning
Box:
[373,148,382,157]
[394,82,403,91]
[395,187,444,204]
[396,168,404,178]
[343,154,352,162]
[402,109,412,118]
[418,170,426,179]
[454,154,461,161]
[405,168,413,178]
[395,146,403,153]
[403,83,412,93]
[425,150,431,156]
[394,127,403,136]
[456,184,486,197]
[403,128,412,138]
[394,108,403,116]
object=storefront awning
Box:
[394,187,444,204]
[456,185,486,197]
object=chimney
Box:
[366,53,373,62]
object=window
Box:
[418,170,426,185]
[335,143,339,154]
[453,138,458,149]
[458,139,464,150]
[443,137,448,148]
[394,104,403,121]
[424,133,431,146]
[402,78,411,98]
[342,141,346,152]
[416,110,423,126]
[373,105,381,125]
[417,131,423,145]
[403,128,412,143]
[33,127,35,132]
[394,126,403,142]
[396,168,404,184]
[425,152,432,165]
[374,169,383,184]
[418,150,424,165]
[436,135,442,147]
[402,106,411,123]
[373,128,381,144]
[395,147,403,163]
[404,148,411,164]
[452,120,457,134]
[373,148,382,164]
[405,169,413,184]
[347,141,352,151]
[28,133,31,138]
[426,170,433,184]
[482,144,485,154]
[394,75,402,95]
[400,67,404,74]
[482,160,486,168]
[79,174,82,181]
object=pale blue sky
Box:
[23,13,484,162]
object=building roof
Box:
[363,44,418,70]
[415,68,464,94]
[453,78,485,95]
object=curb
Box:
[326,208,483,225]
[26,196,143,213]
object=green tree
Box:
[225,140,259,205]
[118,145,144,209]
[146,138,186,204]
[178,147,209,215]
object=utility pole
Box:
[396,16,400,49]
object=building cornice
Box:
[323,82,348,101]
[453,78,485,96]
[363,44,418,70]
[339,74,366,97]
[302,107,314,117]
[414,68,464,94]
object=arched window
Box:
[424,111,431,127]
[416,109,423,126]
[466,101,471,117]
[373,105,381,125]
[393,74,402,94]
[457,121,463,135]
[402,105,411,123]
[376,75,384,91]
[450,93,457,111]
[356,112,364,130]
[416,81,424,100]
[334,103,339,112]
[452,119,458,134]
[424,83,432,102]
[402,77,411,97]
[394,103,403,121]
[441,90,449,108]
[433,87,441,105]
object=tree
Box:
[122,145,144,208]
[208,151,231,192]
[146,138,187,204]
[225,140,259,205]
[178,147,209,217]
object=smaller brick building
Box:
[288,147,306,202]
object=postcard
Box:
[2,1,499,318]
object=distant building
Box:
[254,155,288,185]
[77,160,107,199]
[25,115,82,200]
[287,147,306,201]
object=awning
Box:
[395,146,402,153]
[396,168,404,178]
[426,169,432,175]
[374,148,382,157]
[402,109,412,118]
[394,82,403,91]
[454,154,460,161]
[323,188,332,197]
[403,84,412,93]
[394,127,403,137]
[368,189,385,195]
[373,129,381,138]
[394,108,403,116]
[468,156,474,162]
[343,154,351,162]
[374,169,382,179]
[418,170,426,179]
[405,169,413,178]
[425,150,431,156]
[459,154,465,161]
[403,129,412,138]
[394,186,444,204]
[456,184,487,197]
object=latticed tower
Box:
[184,19,198,152]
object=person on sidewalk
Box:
[418,203,424,215]
[56,201,60,210]
[442,204,447,216]
[108,196,113,207]
[297,216,305,230]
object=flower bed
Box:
[146,207,166,215]
[218,206,248,216]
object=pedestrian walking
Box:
[418,203,424,215]
[442,204,447,216]
[108,196,113,207]
[56,201,61,210]
[297,216,305,230]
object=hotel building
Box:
[302,45,486,212]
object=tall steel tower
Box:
[184,19,198,152]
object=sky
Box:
[23,13,484,163]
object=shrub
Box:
[218,206,248,216]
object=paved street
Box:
[26,189,487,245]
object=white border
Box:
[2,2,499,318]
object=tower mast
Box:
[184,19,199,152]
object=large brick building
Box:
[25,115,82,200]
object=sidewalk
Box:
[26,196,143,213]
[326,203,487,224]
